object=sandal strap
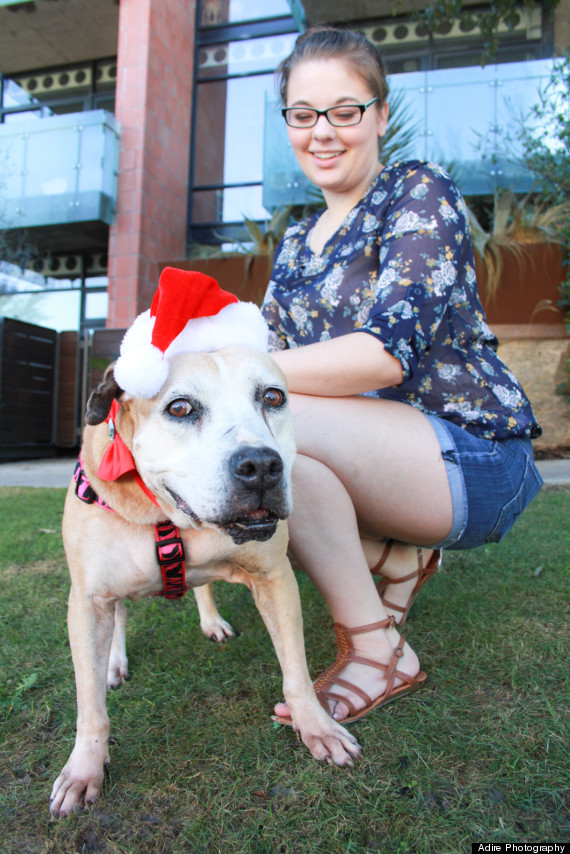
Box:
[380,564,423,585]
[370,539,394,576]
[318,689,361,718]
[327,677,373,707]
[378,596,406,615]
[313,619,395,694]
[314,629,425,723]
[375,548,442,627]
[335,618,395,637]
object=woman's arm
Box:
[269,331,403,396]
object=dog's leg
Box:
[50,585,115,817]
[249,559,362,767]
[193,583,235,642]
[107,600,129,688]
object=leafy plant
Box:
[468,189,570,298]
[513,51,570,312]
[187,205,293,266]
[241,205,293,259]
[380,88,421,165]
[513,51,570,395]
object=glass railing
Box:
[0,109,120,230]
[262,58,555,207]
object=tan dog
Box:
[50,345,360,817]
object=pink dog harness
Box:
[73,458,187,600]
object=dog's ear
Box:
[85,364,123,425]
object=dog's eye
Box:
[167,399,193,418]
[263,388,285,408]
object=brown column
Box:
[107,0,196,327]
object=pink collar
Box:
[73,457,187,599]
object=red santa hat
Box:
[113,267,269,397]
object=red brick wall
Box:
[107,0,196,327]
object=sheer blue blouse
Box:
[261,160,541,440]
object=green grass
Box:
[0,485,568,854]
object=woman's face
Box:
[284,57,389,204]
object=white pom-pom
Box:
[114,344,169,398]
[119,309,154,353]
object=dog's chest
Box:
[86,519,240,600]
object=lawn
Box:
[0,485,568,854]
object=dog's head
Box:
[85,347,295,543]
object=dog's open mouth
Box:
[223,508,279,544]
[166,487,201,523]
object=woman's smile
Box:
[310,149,346,162]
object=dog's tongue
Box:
[246,509,271,521]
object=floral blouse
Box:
[261,160,541,440]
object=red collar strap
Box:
[155,522,187,599]
[74,457,187,600]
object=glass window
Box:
[10,67,92,110]
[85,275,108,289]
[200,0,291,28]
[2,77,39,109]
[85,289,108,322]
[223,75,278,184]
[0,290,81,331]
[2,60,116,118]
[0,264,108,330]
[192,73,282,224]
[197,32,296,79]
[2,108,46,122]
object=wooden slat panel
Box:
[56,330,79,446]
[89,328,126,393]
[0,317,57,454]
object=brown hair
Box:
[276,25,389,107]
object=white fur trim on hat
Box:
[165,302,268,358]
[113,302,269,398]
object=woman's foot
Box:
[273,619,423,722]
[368,540,440,626]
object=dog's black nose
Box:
[229,447,283,492]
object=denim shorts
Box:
[425,415,543,551]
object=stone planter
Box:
[498,336,570,454]
[476,242,566,333]
[475,242,569,452]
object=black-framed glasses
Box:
[282,97,378,129]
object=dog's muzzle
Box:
[221,446,288,544]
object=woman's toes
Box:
[331,700,351,721]
[274,700,291,718]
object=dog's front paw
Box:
[200,614,236,643]
[107,651,129,688]
[299,717,362,767]
[275,707,362,767]
[50,745,109,818]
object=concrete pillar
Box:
[107,0,196,327]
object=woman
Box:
[261,26,543,726]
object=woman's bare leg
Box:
[275,392,453,721]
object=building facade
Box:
[0,0,568,333]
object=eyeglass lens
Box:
[283,99,377,128]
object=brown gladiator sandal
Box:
[371,540,441,627]
[272,617,426,727]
